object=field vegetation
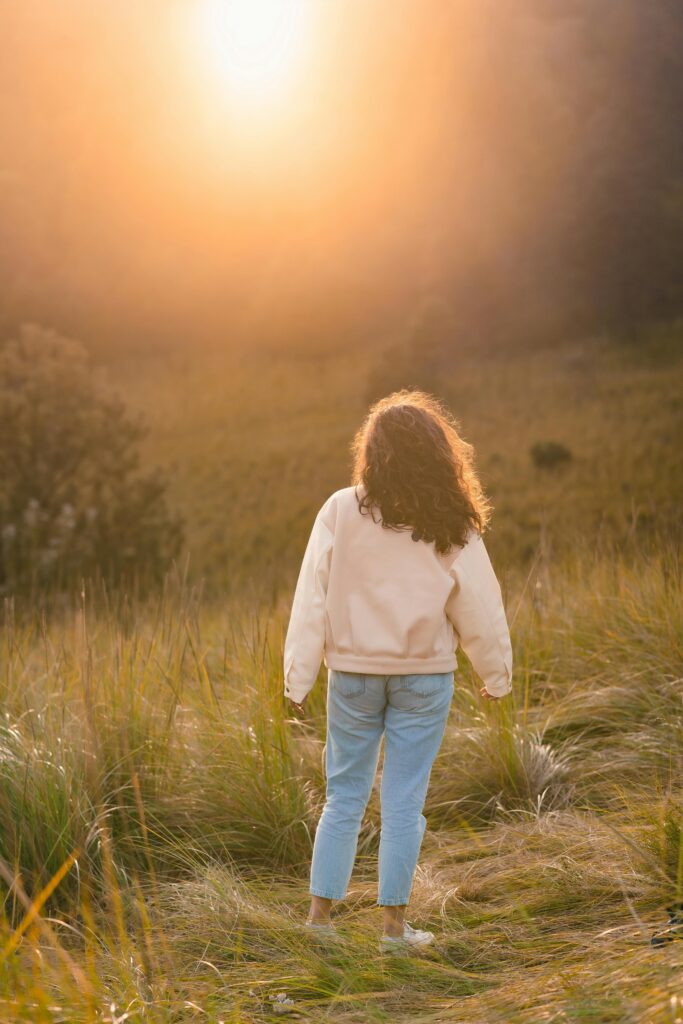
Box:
[0,324,681,1021]
[0,531,681,1021]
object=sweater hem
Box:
[324,651,458,675]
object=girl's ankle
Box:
[382,906,407,937]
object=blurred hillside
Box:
[109,320,683,598]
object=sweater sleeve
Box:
[444,530,513,697]
[283,502,335,703]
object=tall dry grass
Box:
[0,540,681,1021]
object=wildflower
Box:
[269,992,296,1015]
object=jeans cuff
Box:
[376,896,410,906]
[310,887,346,900]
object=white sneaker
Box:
[379,921,435,954]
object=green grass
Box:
[0,538,681,1022]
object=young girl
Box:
[283,389,513,953]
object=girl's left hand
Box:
[286,695,307,713]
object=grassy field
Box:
[108,322,683,595]
[0,324,681,1021]
[0,534,681,1021]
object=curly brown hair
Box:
[350,389,492,554]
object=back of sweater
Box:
[283,484,513,703]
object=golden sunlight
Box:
[199,0,310,104]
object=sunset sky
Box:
[2,2,679,349]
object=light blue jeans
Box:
[310,668,454,906]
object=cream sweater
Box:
[283,485,513,703]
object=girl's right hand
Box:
[480,686,503,700]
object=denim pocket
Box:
[332,671,366,697]
[398,673,452,697]
[389,672,453,713]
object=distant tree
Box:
[0,324,183,594]
[530,441,573,470]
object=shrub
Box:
[530,440,573,469]
[0,324,183,594]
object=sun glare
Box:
[201,0,309,103]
